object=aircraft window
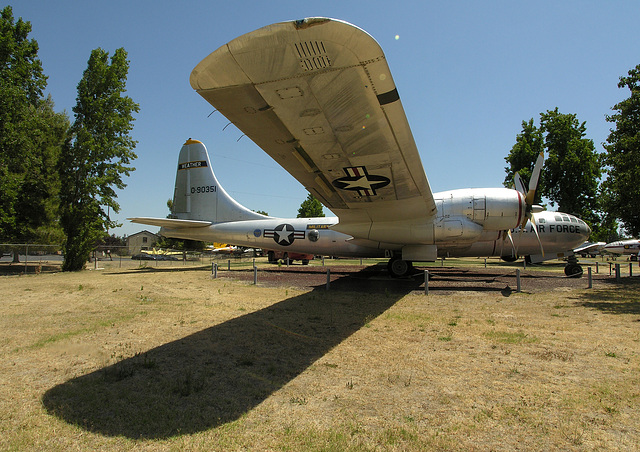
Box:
[570,217,577,223]
[555,216,562,221]
[538,218,546,223]
[578,220,586,225]
[562,216,570,222]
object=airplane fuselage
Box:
[160,193,589,261]
[603,239,640,256]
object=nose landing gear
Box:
[564,255,583,278]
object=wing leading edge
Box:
[128,217,212,229]
[190,17,436,238]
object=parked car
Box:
[131,253,178,261]
[265,250,313,265]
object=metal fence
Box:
[0,243,269,271]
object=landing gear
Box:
[564,255,583,278]
[387,257,413,278]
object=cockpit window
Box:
[538,218,546,224]
[570,217,577,223]
[555,216,562,221]
[562,216,570,222]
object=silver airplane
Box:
[130,139,589,276]
[603,239,640,259]
[131,18,590,277]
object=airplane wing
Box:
[574,241,605,255]
[190,18,436,237]
[128,217,212,229]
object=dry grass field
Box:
[1,259,639,451]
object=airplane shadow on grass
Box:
[42,268,422,439]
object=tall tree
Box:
[539,108,601,225]
[59,48,139,271]
[503,118,545,204]
[297,193,325,218]
[0,6,68,255]
[601,64,640,236]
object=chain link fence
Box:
[0,243,268,273]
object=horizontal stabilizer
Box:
[128,217,212,229]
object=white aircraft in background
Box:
[130,18,590,277]
[574,241,606,258]
[603,239,640,259]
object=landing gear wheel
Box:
[501,255,518,263]
[388,257,413,278]
[564,263,583,278]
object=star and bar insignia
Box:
[332,166,390,196]
[264,224,305,246]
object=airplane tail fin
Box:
[172,139,267,223]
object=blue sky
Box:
[11,1,640,237]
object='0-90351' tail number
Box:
[191,185,216,194]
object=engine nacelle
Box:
[436,187,525,232]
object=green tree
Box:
[503,118,545,204]
[297,193,325,218]
[539,108,601,226]
[0,6,68,257]
[601,64,640,236]
[59,48,139,271]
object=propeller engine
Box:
[502,152,545,258]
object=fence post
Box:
[615,264,621,281]
[588,267,592,289]
[516,269,521,293]
[424,270,429,295]
[212,262,217,278]
[253,266,257,285]
[326,268,330,290]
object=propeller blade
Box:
[529,215,544,256]
[514,172,526,195]
[506,228,517,258]
[525,152,544,206]
[515,222,526,257]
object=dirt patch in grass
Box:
[1,262,639,450]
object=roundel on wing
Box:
[331,166,390,196]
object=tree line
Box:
[503,65,640,242]
[0,6,138,270]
